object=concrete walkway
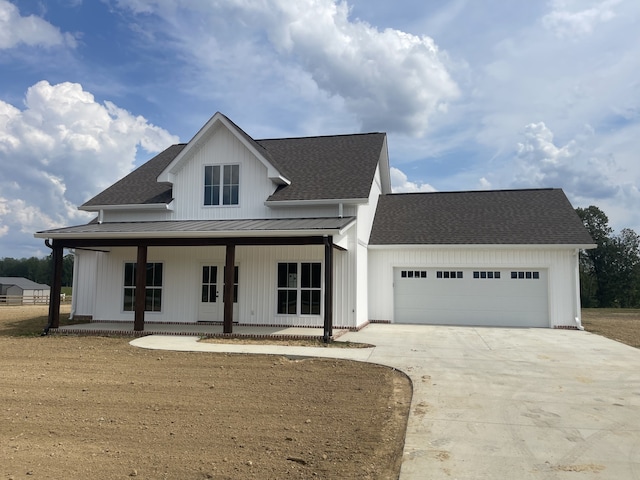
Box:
[131,324,640,479]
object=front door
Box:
[198,264,238,322]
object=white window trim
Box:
[122,261,164,314]
[203,164,241,207]
[276,261,323,317]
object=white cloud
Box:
[510,121,640,235]
[513,122,621,199]
[0,80,178,256]
[478,177,492,189]
[390,167,436,193]
[0,0,76,49]
[542,0,620,39]
[259,0,459,135]
[115,0,459,136]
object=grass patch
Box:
[0,305,76,337]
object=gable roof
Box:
[80,120,387,209]
[81,144,185,209]
[0,277,50,290]
[157,112,290,186]
[258,133,386,203]
[369,188,595,246]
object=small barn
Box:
[0,277,51,304]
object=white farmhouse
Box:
[36,113,594,337]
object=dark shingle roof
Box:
[81,132,385,208]
[257,133,386,202]
[369,189,594,245]
[82,144,186,207]
[0,277,50,290]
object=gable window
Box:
[123,262,163,312]
[204,165,239,206]
[277,262,321,315]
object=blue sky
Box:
[1,0,639,258]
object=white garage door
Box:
[394,268,549,327]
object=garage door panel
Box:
[394,268,549,327]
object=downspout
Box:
[574,249,584,330]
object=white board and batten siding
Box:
[170,126,275,220]
[368,247,581,328]
[78,244,355,328]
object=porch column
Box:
[47,242,64,329]
[134,245,147,331]
[223,242,236,334]
[323,235,333,343]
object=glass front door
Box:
[198,264,238,322]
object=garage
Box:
[393,267,549,327]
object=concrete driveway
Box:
[132,324,640,479]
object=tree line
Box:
[577,206,640,308]
[0,254,74,287]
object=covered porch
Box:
[37,217,356,343]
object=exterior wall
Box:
[170,126,276,220]
[102,210,172,223]
[6,285,22,296]
[84,244,356,328]
[344,164,383,327]
[72,250,99,317]
[356,164,382,243]
[355,242,368,327]
[102,204,356,223]
[368,247,581,328]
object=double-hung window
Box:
[204,165,239,206]
[277,262,321,315]
[123,262,163,312]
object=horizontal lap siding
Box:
[368,248,579,328]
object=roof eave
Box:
[79,202,174,212]
[368,243,597,250]
[157,112,290,184]
[265,198,368,207]
[35,226,354,241]
[269,174,291,186]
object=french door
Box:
[198,264,238,322]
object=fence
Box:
[0,294,71,306]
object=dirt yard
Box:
[581,308,640,348]
[0,306,411,479]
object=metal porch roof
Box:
[36,217,356,240]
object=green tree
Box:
[0,253,74,287]
[612,228,640,307]
[576,206,640,307]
